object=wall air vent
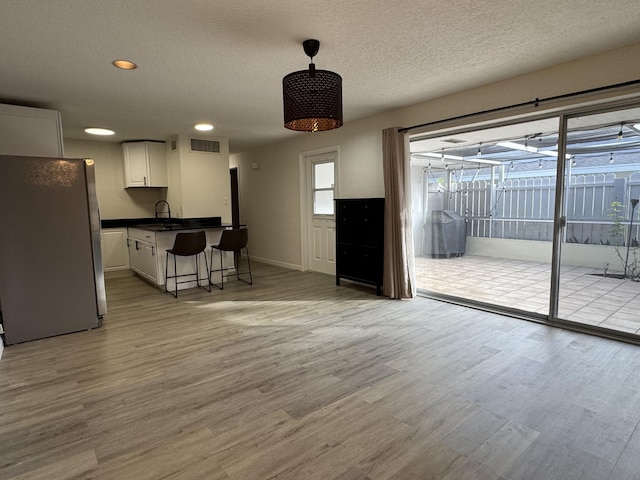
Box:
[189,137,220,154]
[170,140,177,151]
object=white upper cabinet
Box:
[0,103,64,157]
[122,141,168,187]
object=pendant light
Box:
[283,39,343,132]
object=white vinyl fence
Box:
[425,171,640,246]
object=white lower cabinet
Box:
[140,242,158,283]
[129,239,158,283]
[127,227,229,291]
[128,238,143,275]
[101,228,130,271]
[128,228,159,283]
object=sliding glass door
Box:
[410,99,640,341]
[411,117,560,317]
[556,104,640,337]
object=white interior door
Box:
[306,152,337,275]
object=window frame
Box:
[312,159,336,218]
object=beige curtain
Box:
[382,127,416,299]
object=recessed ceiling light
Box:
[112,60,137,70]
[84,127,115,136]
[194,123,214,131]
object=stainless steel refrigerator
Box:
[0,155,106,344]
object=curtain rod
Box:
[398,78,640,134]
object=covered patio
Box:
[415,254,640,335]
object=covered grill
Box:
[423,210,466,258]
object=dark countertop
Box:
[132,223,234,232]
[101,217,222,230]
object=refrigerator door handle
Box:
[84,158,107,318]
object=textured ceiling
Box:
[2,1,639,153]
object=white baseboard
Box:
[104,265,131,272]
[251,256,302,271]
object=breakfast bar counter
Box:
[102,216,224,230]
[102,217,233,291]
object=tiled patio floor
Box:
[415,254,640,336]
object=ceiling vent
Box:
[189,137,220,154]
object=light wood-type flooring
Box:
[1,262,640,479]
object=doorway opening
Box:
[230,167,239,228]
[299,147,339,275]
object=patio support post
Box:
[624,198,639,277]
[489,166,496,238]
[446,169,453,210]
[564,156,573,243]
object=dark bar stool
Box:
[165,231,211,297]
[209,228,253,289]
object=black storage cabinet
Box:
[422,209,466,257]
[335,198,384,295]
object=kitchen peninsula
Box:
[102,217,233,292]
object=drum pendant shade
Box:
[283,39,343,132]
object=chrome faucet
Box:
[155,200,171,222]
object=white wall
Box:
[166,139,183,219]
[466,237,630,272]
[173,135,231,221]
[64,139,166,219]
[466,237,552,263]
[231,42,640,269]
[65,136,232,221]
